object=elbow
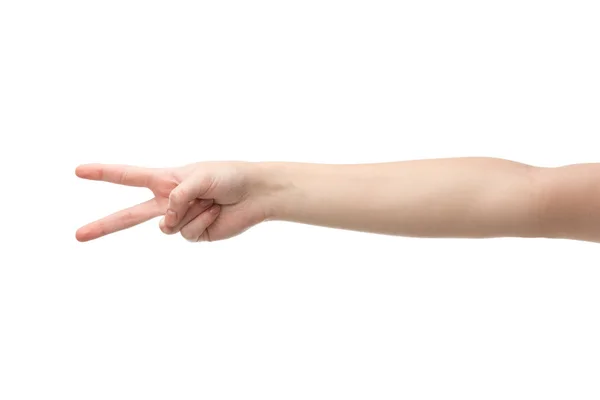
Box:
[530,164,600,243]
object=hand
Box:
[75,162,272,242]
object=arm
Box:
[75,158,600,243]
[257,157,543,239]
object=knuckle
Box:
[121,210,133,224]
[159,222,171,234]
[171,187,186,204]
[97,222,108,238]
[204,175,217,196]
[119,169,129,184]
[198,230,211,243]
[180,228,197,242]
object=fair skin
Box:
[74,158,600,243]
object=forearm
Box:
[256,158,543,239]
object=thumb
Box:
[164,172,215,228]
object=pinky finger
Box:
[180,205,221,242]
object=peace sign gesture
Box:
[75,162,271,242]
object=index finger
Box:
[75,164,156,188]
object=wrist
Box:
[248,161,297,221]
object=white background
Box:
[1,1,599,398]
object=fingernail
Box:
[209,204,220,214]
[199,199,213,207]
[166,209,176,227]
